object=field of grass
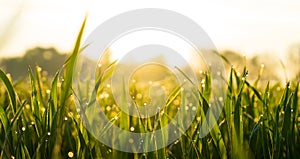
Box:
[0,20,299,159]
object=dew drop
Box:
[25,104,31,109]
[130,127,135,132]
[106,106,111,111]
[174,140,179,144]
[37,66,42,72]
[68,151,74,158]
[218,97,223,102]
[201,79,205,84]
[173,99,180,106]
[185,106,189,111]
[129,138,134,143]
[260,114,263,117]
[192,106,197,111]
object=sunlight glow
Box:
[0,0,300,60]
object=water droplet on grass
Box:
[260,114,263,117]
[174,140,179,144]
[185,106,189,110]
[130,127,135,132]
[192,106,197,111]
[128,138,134,143]
[106,106,111,111]
[68,151,74,158]
[219,97,223,102]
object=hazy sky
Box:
[1,0,300,60]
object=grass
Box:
[0,19,299,159]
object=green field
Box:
[0,20,299,159]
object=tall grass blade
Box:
[0,69,17,113]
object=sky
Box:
[1,0,300,61]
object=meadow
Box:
[0,20,299,159]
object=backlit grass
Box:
[0,19,299,159]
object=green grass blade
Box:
[60,17,86,108]
[0,69,17,113]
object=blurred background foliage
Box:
[1,46,299,82]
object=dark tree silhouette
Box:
[0,47,67,79]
